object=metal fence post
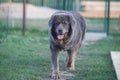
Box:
[107,0,110,35]
[106,0,110,36]
[104,0,110,36]
[63,0,66,10]
[41,0,43,6]
[57,0,60,9]
[23,0,26,36]
[104,0,107,33]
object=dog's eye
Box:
[54,22,59,25]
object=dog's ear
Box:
[49,15,58,27]
[48,16,54,28]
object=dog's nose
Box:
[58,29,63,34]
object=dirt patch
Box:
[0,2,57,19]
[60,71,75,80]
[81,1,120,18]
[41,71,75,80]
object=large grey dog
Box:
[48,11,86,80]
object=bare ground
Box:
[41,71,75,80]
[0,2,57,19]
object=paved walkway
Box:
[83,32,107,45]
[85,32,106,42]
[111,51,120,80]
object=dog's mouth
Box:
[57,34,64,40]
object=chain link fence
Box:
[0,0,120,39]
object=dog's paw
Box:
[66,63,75,71]
[66,66,75,71]
[52,72,60,80]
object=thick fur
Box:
[48,11,86,80]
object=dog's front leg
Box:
[50,48,60,80]
[66,48,78,70]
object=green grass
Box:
[73,36,120,80]
[0,27,50,80]
[86,18,119,32]
[0,26,120,80]
[0,17,120,80]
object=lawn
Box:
[0,25,120,80]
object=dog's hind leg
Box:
[66,48,78,70]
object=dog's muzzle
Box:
[56,24,67,40]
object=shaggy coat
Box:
[48,11,86,80]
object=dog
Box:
[48,11,86,80]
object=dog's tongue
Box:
[57,35,64,40]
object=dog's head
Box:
[49,12,75,42]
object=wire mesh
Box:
[0,0,120,36]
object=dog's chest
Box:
[56,41,72,51]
